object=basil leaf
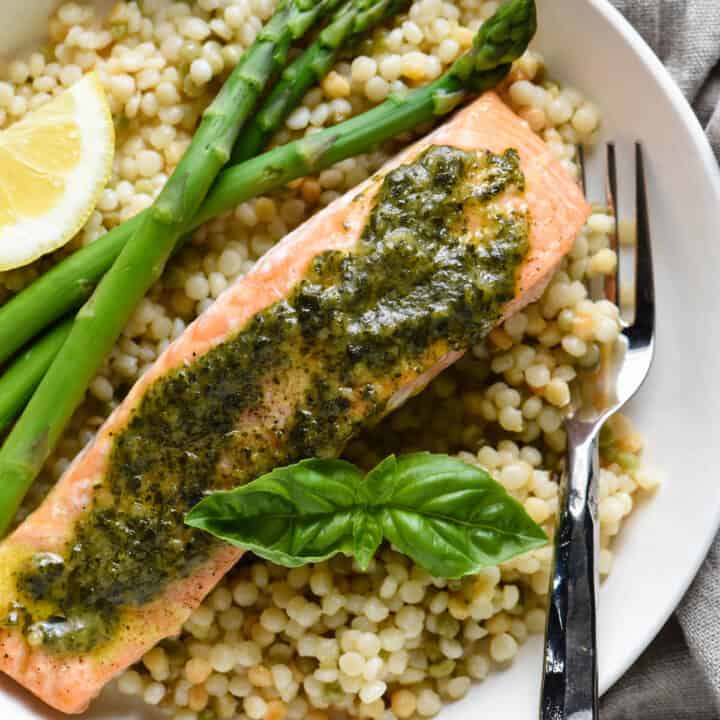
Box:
[364,454,399,504]
[376,452,548,578]
[185,458,364,567]
[186,452,548,578]
[352,512,383,571]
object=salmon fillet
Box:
[0,91,589,713]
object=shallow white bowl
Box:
[1,0,720,717]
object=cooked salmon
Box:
[0,91,590,713]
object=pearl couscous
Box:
[0,0,655,718]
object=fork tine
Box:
[605,143,619,305]
[577,144,587,196]
[630,142,655,340]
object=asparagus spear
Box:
[186,0,537,229]
[0,0,536,368]
[0,0,536,532]
[0,320,71,433]
[232,0,409,164]
[0,222,134,365]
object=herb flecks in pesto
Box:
[10,146,529,654]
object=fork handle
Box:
[540,422,600,720]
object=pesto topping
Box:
[9,145,529,654]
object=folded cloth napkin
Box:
[601,1,720,717]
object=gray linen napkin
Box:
[600,1,720,717]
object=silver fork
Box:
[539,143,656,720]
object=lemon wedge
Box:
[0,73,114,271]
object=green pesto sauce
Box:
[9,146,529,654]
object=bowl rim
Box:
[585,0,720,693]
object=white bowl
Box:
[1,0,720,717]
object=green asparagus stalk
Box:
[0,220,136,364]
[231,0,409,164]
[0,320,71,433]
[0,0,536,533]
[0,0,535,369]
[192,0,536,227]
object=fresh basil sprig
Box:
[185,453,548,578]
